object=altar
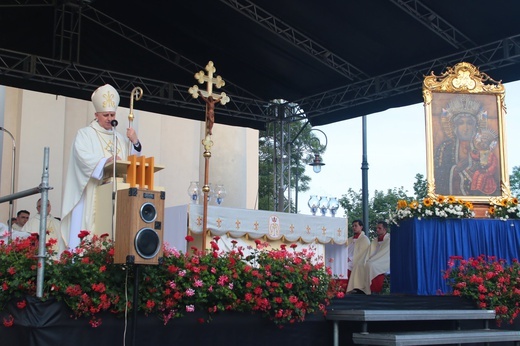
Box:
[164,204,348,274]
[391,218,520,295]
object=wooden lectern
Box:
[94,155,164,246]
[94,155,164,264]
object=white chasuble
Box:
[61,121,130,251]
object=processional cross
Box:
[188,61,230,249]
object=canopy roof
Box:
[1,1,520,129]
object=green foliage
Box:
[0,235,42,308]
[510,166,520,196]
[488,196,520,220]
[444,255,520,325]
[392,195,475,222]
[258,120,323,212]
[1,233,332,327]
[258,135,275,210]
[413,173,428,200]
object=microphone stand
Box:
[0,127,16,242]
[111,120,118,241]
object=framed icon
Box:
[423,62,510,202]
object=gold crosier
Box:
[128,87,144,154]
[188,61,230,250]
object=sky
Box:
[297,80,520,217]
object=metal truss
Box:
[298,34,520,121]
[3,0,520,213]
[220,0,369,82]
[1,2,520,126]
[77,3,262,101]
[0,48,274,124]
[2,34,520,125]
[217,0,520,123]
[0,0,54,6]
[390,0,476,49]
[269,102,308,212]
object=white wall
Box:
[0,87,259,223]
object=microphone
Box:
[111,120,118,127]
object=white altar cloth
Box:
[163,204,349,276]
[173,204,347,244]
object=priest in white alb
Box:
[346,219,371,294]
[60,84,142,252]
[364,220,390,294]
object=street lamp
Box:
[291,128,328,213]
[309,153,325,173]
[307,129,328,173]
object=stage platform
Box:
[2,295,519,346]
[328,295,520,346]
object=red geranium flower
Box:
[3,315,14,327]
[16,300,26,309]
[78,230,90,239]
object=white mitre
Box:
[91,84,120,112]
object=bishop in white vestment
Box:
[61,84,142,252]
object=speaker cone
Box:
[140,202,157,223]
[134,228,161,259]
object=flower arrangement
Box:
[0,232,333,328]
[392,195,475,222]
[444,255,520,325]
[487,196,520,220]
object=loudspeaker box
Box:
[114,188,165,265]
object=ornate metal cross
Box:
[188,61,230,250]
[189,61,230,142]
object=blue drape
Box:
[390,218,520,295]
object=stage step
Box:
[327,309,497,322]
[327,308,519,346]
[352,329,520,346]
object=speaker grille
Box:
[140,202,157,223]
[134,228,161,259]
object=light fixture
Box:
[309,153,325,173]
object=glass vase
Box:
[308,195,319,216]
[328,197,339,217]
[319,196,329,216]
[187,181,200,204]
[214,184,226,205]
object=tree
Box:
[413,173,428,200]
[339,187,410,238]
[510,166,520,196]
[258,120,322,211]
[258,135,275,210]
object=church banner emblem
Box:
[268,215,280,238]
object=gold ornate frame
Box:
[423,62,510,203]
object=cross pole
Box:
[188,61,230,250]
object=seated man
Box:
[22,198,61,247]
[0,220,32,243]
[12,210,30,231]
[346,219,371,294]
[365,220,390,294]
